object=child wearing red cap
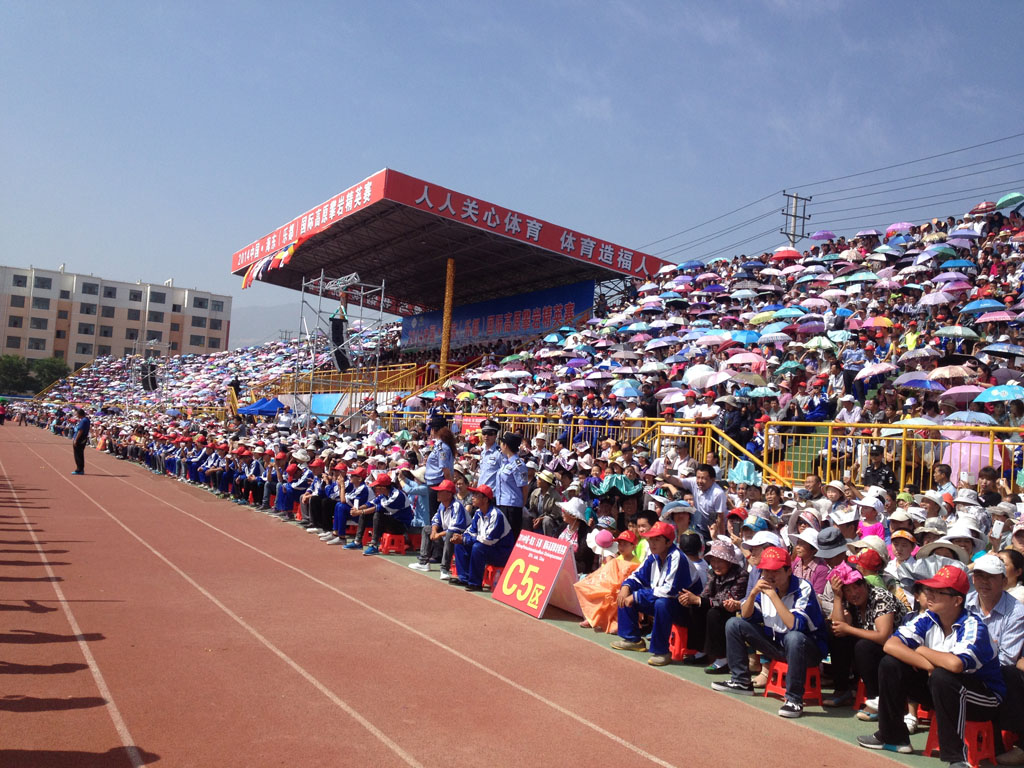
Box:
[857,564,1004,762]
[610,521,698,667]
[711,545,828,718]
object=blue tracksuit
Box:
[618,544,697,655]
[453,505,515,587]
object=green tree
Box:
[0,355,34,394]
[31,356,71,392]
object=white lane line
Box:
[27,441,680,768]
[17,450,425,768]
[0,458,147,768]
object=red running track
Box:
[0,427,905,767]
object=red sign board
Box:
[458,415,484,435]
[493,532,581,619]
[231,168,670,283]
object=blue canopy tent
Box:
[238,397,285,416]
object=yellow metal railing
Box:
[764,420,1023,493]
[251,363,419,400]
[33,357,97,400]
[398,357,482,404]
[654,422,790,488]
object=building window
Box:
[172,303,182,313]
[101,305,115,318]
[32,296,50,310]
[148,310,164,323]
[102,286,117,299]
[209,318,222,331]
[80,303,97,315]
[127,308,141,321]
[124,347,134,356]
[34,276,53,290]
[12,274,27,288]
[78,322,95,335]
[8,316,22,328]
[57,310,69,319]
[10,295,25,308]
[189,334,205,346]
[192,297,209,310]
[129,289,143,302]
[81,282,99,295]
[97,345,111,356]
[54,350,64,359]
[150,291,166,304]
[30,317,48,330]
[211,299,225,312]
[207,337,220,349]
[170,341,179,351]
[28,338,47,350]
[99,325,113,338]
[125,328,139,340]
[60,289,71,299]
[170,322,180,331]
[6,336,20,349]
[146,330,162,342]
[191,315,207,328]
[56,330,67,339]
[75,342,94,355]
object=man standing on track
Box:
[71,408,90,475]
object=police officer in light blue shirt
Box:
[494,431,528,537]
[476,419,503,489]
[423,416,455,521]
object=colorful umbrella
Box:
[974,385,1024,403]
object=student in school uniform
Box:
[450,485,515,591]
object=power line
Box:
[809,177,1024,217]
[808,191,1015,229]
[637,191,779,250]
[654,208,778,257]
[810,163,1024,206]
[812,151,1024,199]
[789,131,1024,191]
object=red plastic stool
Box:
[482,565,503,590]
[379,533,408,555]
[669,625,699,662]
[293,501,302,522]
[361,529,373,546]
[409,532,422,551]
[917,705,932,724]
[924,718,995,768]
[853,679,866,710]
[450,559,458,577]
[763,660,822,706]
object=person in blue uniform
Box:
[274,449,312,518]
[612,521,697,666]
[423,417,456,522]
[494,431,529,537]
[476,419,504,489]
[409,479,468,575]
[347,473,413,556]
[301,459,330,531]
[451,485,515,591]
[71,408,90,475]
[240,446,266,506]
[258,451,286,509]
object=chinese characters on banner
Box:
[400,280,594,351]
[383,170,669,279]
[493,532,581,619]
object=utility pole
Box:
[278,329,293,341]
[780,190,812,247]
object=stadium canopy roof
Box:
[230,169,671,316]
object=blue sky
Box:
[3,1,1022,341]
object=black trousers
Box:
[73,441,86,473]
[829,635,886,698]
[876,655,1000,762]
[309,496,332,531]
[997,665,1024,737]
[355,510,406,546]
[694,604,736,660]
[499,505,523,538]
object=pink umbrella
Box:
[801,298,829,310]
[696,272,720,282]
[943,281,973,293]
[628,333,653,342]
[920,291,954,306]
[855,362,897,380]
[690,370,734,388]
[977,311,1017,323]
[726,352,765,366]
[939,385,985,402]
[940,437,1003,479]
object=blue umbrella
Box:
[982,343,1024,357]
[974,385,1024,403]
[663,354,687,364]
[942,259,976,269]
[960,299,1005,315]
[760,321,790,335]
[659,291,682,299]
[567,358,590,367]
[762,304,785,311]
[678,261,703,270]
[946,411,998,425]
[741,261,766,269]
[610,384,641,398]
[898,379,946,392]
[948,229,982,239]
[773,307,806,318]
[731,330,761,344]
[543,333,563,343]
[836,308,854,317]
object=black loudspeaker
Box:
[330,318,350,372]
[141,362,158,392]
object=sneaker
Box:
[862,696,878,713]
[778,701,803,718]
[342,541,361,550]
[856,710,879,721]
[997,746,1024,766]
[704,662,730,675]
[710,680,754,696]
[326,537,345,546]
[903,713,919,734]
[610,638,647,652]
[362,545,379,556]
[752,669,770,689]
[322,536,341,545]
[319,531,335,539]
[306,527,323,534]
[823,690,854,708]
[856,734,912,754]
[408,562,430,572]
[439,570,451,580]
[648,654,672,667]
[71,470,84,475]
[464,583,483,591]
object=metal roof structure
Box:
[231,169,670,315]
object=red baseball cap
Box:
[660,407,675,415]
[755,414,770,424]
[703,390,716,397]
[349,466,368,478]
[370,473,393,487]
[468,484,495,500]
[275,452,288,460]
[430,479,457,493]
[616,530,639,545]
[309,459,325,468]
[642,521,677,540]
[918,564,970,595]
[333,462,348,472]
[758,546,791,571]
[727,507,748,520]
